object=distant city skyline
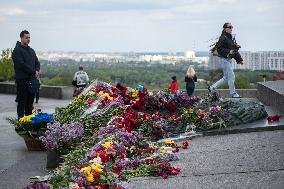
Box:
[209,51,284,71]
[0,0,284,52]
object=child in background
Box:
[168,76,179,94]
[185,67,197,97]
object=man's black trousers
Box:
[16,79,35,118]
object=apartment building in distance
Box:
[209,51,284,71]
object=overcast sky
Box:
[0,0,283,52]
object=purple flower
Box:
[89,149,98,158]
[114,129,142,147]
[39,122,84,150]
[70,173,89,188]
[112,143,125,155]
[131,158,141,169]
[164,153,179,162]
[114,96,125,106]
[210,106,218,114]
[25,183,51,189]
[117,159,131,169]
[96,118,119,136]
[117,181,131,189]
[93,143,104,152]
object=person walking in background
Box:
[185,66,197,97]
[35,78,41,103]
[73,66,89,97]
[12,30,40,119]
[208,22,244,98]
[14,75,19,102]
[168,76,178,94]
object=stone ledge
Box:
[257,81,284,113]
[0,82,258,99]
[202,125,284,136]
[192,89,257,98]
[0,82,73,99]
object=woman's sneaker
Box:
[231,93,241,98]
[208,86,215,93]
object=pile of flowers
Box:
[44,124,190,189]
[7,110,54,139]
[181,105,226,131]
[26,81,228,188]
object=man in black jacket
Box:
[12,30,40,119]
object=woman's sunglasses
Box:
[226,26,233,29]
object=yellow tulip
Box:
[86,174,94,183]
[19,114,35,124]
[132,90,138,97]
[165,139,174,145]
[98,91,104,96]
[80,166,92,175]
[91,163,104,173]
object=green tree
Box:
[41,76,70,86]
[235,76,250,89]
[0,48,14,81]
[208,69,223,84]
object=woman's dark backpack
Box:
[72,79,77,87]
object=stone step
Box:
[257,80,284,113]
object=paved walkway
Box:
[0,94,284,189]
[130,131,284,189]
[0,94,69,174]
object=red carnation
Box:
[162,173,169,179]
[133,101,143,110]
[165,102,177,112]
[113,168,122,175]
[87,98,95,106]
[182,141,189,149]
[97,185,108,189]
[98,151,110,163]
[111,87,117,94]
[116,83,127,93]
[93,172,100,180]
[267,115,280,122]
[77,181,83,187]
[174,147,180,153]
[145,158,156,165]
[120,153,126,159]
[172,167,181,175]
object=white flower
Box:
[69,182,79,188]
[89,157,102,164]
